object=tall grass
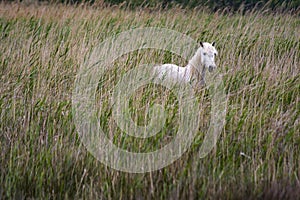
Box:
[0,2,299,199]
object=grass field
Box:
[0,2,299,199]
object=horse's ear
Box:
[200,42,204,47]
[212,41,215,46]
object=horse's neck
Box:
[186,50,204,83]
[188,49,202,69]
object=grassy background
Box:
[0,2,299,199]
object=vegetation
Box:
[7,0,300,12]
[102,0,300,12]
[0,2,299,199]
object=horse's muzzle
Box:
[208,65,216,72]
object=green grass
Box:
[0,2,299,199]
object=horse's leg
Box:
[200,65,206,86]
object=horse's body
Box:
[154,42,218,86]
[155,63,192,83]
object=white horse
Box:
[154,42,218,86]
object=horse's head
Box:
[199,42,218,72]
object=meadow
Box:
[0,2,299,199]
